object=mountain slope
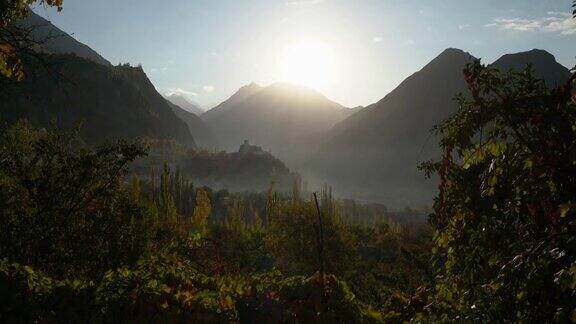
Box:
[491,49,571,87]
[202,82,351,165]
[1,11,195,147]
[165,94,205,116]
[166,100,218,148]
[0,54,195,147]
[202,82,263,122]
[18,9,110,66]
[308,48,570,207]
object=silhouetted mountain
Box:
[0,55,195,147]
[166,100,218,149]
[491,49,571,87]
[18,9,110,66]
[345,106,364,116]
[308,48,570,207]
[165,94,205,116]
[202,82,350,166]
[202,82,263,122]
[1,12,195,147]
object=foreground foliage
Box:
[0,121,148,278]
[0,122,428,322]
[419,60,576,322]
[0,250,381,323]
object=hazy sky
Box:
[34,0,576,108]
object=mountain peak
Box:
[524,48,555,57]
[202,82,263,121]
[440,47,469,56]
[240,82,262,92]
[493,49,558,66]
[422,48,475,73]
[491,49,570,87]
[433,48,474,62]
[269,82,316,93]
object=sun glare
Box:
[276,40,337,90]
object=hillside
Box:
[165,94,205,116]
[131,141,298,193]
[166,100,218,149]
[18,9,110,66]
[202,82,263,122]
[308,48,571,207]
[0,9,199,147]
[0,54,195,146]
[202,82,352,165]
[491,49,571,88]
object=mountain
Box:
[202,82,350,165]
[202,82,263,122]
[166,100,218,149]
[344,106,364,117]
[165,94,205,116]
[0,55,195,147]
[308,48,570,207]
[18,9,110,66]
[491,49,571,87]
[0,11,195,147]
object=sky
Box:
[33,0,576,108]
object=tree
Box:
[420,60,576,322]
[266,187,356,276]
[1,0,63,80]
[191,187,211,234]
[158,163,177,228]
[0,120,148,278]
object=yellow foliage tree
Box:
[191,188,211,234]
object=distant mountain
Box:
[202,82,263,122]
[18,9,110,66]
[308,48,570,207]
[0,11,195,147]
[165,94,205,116]
[491,49,571,87]
[166,100,218,149]
[202,82,350,165]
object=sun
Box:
[276,40,337,90]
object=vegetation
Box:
[1,0,63,80]
[0,120,432,322]
[1,2,575,323]
[417,59,576,322]
[130,140,299,193]
[3,62,576,321]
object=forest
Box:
[1,0,575,323]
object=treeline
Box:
[0,121,431,322]
[129,138,299,193]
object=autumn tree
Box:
[266,186,356,276]
[1,0,63,79]
[420,60,576,322]
[0,121,148,278]
[158,163,177,229]
[191,187,211,234]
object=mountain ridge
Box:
[1,10,198,147]
[202,82,351,166]
[19,9,111,66]
[165,94,205,116]
[306,47,570,207]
